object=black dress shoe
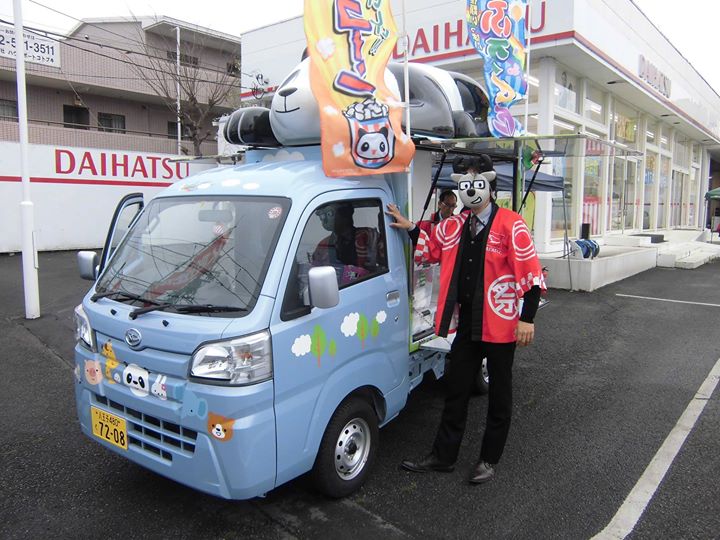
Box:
[469,461,495,484]
[401,453,455,473]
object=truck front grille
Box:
[94,395,198,462]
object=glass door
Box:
[643,152,657,230]
[670,171,684,228]
[624,159,638,230]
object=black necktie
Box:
[471,215,484,237]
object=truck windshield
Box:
[95,195,290,316]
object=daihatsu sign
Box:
[0,142,214,253]
[53,148,192,184]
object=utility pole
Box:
[14,0,40,319]
[176,26,181,155]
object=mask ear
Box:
[450,173,463,183]
[480,171,496,182]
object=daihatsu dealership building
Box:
[241,0,720,256]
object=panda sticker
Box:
[123,363,150,397]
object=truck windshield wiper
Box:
[129,303,247,319]
[91,290,161,305]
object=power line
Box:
[0,20,245,91]
[1,17,253,82]
[24,1,249,77]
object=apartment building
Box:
[0,16,241,252]
[0,16,242,155]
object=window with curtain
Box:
[98,112,126,134]
[0,99,18,121]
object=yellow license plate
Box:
[91,406,128,450]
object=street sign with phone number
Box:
[0,23,60,68]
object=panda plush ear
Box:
[479,171,496,182]
[450,173,464,183]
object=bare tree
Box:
[127,18,241,155]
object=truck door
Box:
[99,192,144,274]
[269,191,409,485]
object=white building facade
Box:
[241,0,720,253]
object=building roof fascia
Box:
[67,16,241,45]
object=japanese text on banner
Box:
[304,0,414,177]
[466,0,527,137]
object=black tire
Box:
[311,396,379,498]
[474,357,489,395]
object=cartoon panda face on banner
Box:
[343,98,395,169]
[450,171,497,210]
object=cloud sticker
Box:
[376,311,387,324]
[333,142,345,157]
[316,38,336,59]
[341,313,360,337]
[292,335,312,357]
[262,149,306,162]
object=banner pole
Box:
[523,0,532,134]
[401,0,410,139]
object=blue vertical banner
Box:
[466,0,528,137]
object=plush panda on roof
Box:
[222,60,491,147]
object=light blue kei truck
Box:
[73,144,461,500]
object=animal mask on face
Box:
[450,171,497,210]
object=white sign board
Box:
[0,23,60,68]
[0,142,216,252]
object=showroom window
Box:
[583,132,605,235]
[583,84,605,124]
[646,118,658,146]
[554,68,579,114]
[613,100,638,148]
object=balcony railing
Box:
[0,116,216,156]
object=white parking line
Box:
[592,357,720,539]
[615,294,720,308]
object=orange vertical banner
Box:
[304,0,414,177]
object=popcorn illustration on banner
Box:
[303,0,414,177]
[343,98,395,169]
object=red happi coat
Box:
[415,206,545,343]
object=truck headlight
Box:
[190,330,272,385]
[74,304,96,351]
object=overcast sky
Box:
[0,0,718,93]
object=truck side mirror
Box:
[78,251,99,281]
[308,266,339,309]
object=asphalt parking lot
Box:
[1,251,718,539]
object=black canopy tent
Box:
[413,134,643,290]
[432,161,564,192]
[414,133,642,213]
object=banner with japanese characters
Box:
[304,0,414,177]
[466,0,528,137]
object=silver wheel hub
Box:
[334,417,371,481]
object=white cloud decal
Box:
[376,311,387,324]
[316,38,336,59]
[292,335,312,357]
[262,149,306,162]
[341,313,360,337]
[333,142,345,157]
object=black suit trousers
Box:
[432,305,516,465]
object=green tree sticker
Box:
[311,325,327,367]
[357,314,369,349]
[329,340,337,357]
[371,318,380,340]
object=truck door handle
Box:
[386,290,400,307]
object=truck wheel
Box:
[474,357,489,395]
[311,396,379,498]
